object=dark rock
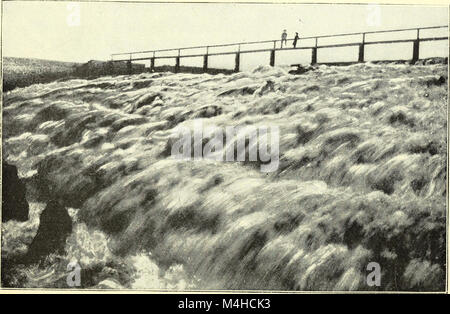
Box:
[25,199,72,263]
[255,80,276,96]
[424,57,448,65]
[2,161,29,222]
[289,65,315,75]
[425,75,447,87]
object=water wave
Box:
[2,63,447,290]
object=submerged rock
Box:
[2,161,29,222]
[289,64,316,75]
[25,199,72,263]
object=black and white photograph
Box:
[1,1,448,294]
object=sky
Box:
[2,1,448,68]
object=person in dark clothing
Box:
[293,32,300,48]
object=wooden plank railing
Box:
[111,25,448,74]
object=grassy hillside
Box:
[2,63,447,290]
[2,57,80,92]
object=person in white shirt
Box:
[281,30,288,48]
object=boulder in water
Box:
[2,161,29,222]
[25,199,72,263]
[289,64,316,75]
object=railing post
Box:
[150,58,155,71]
[412,29,420,63]
[235,52,240,72]
[270,49,275,67]
[311,38,318,64]
[311,48,317,65]
[175,56,180,73]
[203,55,208,72]
[358,33,365,63]
[203,46,209,72]
[174,49,181,73]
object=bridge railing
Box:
[110,25,448,73]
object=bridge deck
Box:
[109,25,449,73]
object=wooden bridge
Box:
[110,25,448,74]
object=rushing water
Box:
[2,63,447,290]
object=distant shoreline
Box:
[3,56,448,93]
[2,57,81,92]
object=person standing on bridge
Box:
[293,32,299,48]
[281,30,288,48]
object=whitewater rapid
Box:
[2,63,447,290]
